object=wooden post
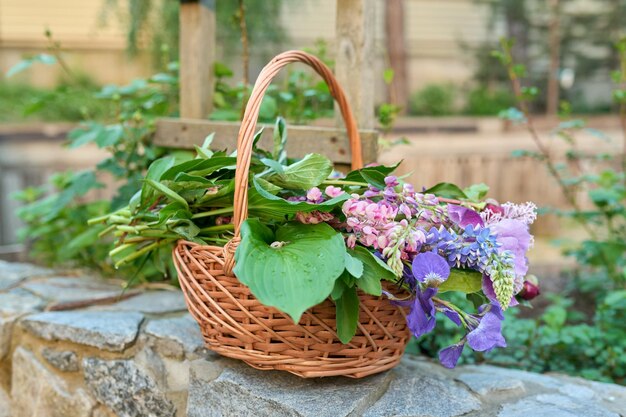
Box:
[335,0,376,130]
[385,0,408,112]
[179,0,216,119]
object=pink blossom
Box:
[306,187,323,202]
[324,185,344,198]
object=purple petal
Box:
[441,307,461,326]
[466,309,507,352]
[448,204,484,228]
[406,288,437,337]
[412,252,451,283]
[439,343,465,368]
[491,219,532,277]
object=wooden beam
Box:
[335,0,377,129]
[153,118,379,165]
[179,0,216,119]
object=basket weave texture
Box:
[174,50,410,378]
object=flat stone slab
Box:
[145,314,205,358]
[456,372,525,396]
[83,357,176,417]
[0,261,52,290]
[499,393,620,417]
[93,291,187,314]
[0,289,44,317]
[20,276,123,304]
[364,368,481,417]
[187,359,394,417]
[21,311,143,352]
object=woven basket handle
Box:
[223,50,363,275]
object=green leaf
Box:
[335,285,360,344]
[260,158,285,174]
[248,177,349,219]
[160,157,237,180]
[6,54,57,77]
[141,156,176,206]
[273,117,288,164]
[348,246,394,296]
[438,269,483,293]
[144,179,189,209]
[234,220,346,323]
[344,251,364,278]
[383,68,395,85]
[463,183,489,202]
[331,276,348,301]
[344,163,401,189]
[265,153,333,190]
[424,182,468,199]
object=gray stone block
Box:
[499,393,620,417]
[83,357,176,417]
[364,369,482,417]
[0,261,52,290]
[145,314,205,359]
[187,359,393,417]
[21,276,122,304]
[42,348,80,372]
[21,311,143,352]
[93,291,187,314]
[456,372,525,396]
[11,347,95,417]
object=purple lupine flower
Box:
[324,185,344,198]
[439,343,465,368]
[447,204,484,228]
[306,187,323,203]
[406,287,438,337]
[412,252,450,286]
[385,175,399,187]
[490,219,532,278]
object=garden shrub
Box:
[464,86,515,116]
[409,84,457,116]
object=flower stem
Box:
[191,207,234,219]
[321,179,368,187]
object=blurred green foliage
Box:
[409,84,457,116]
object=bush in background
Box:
[408,84,457,116]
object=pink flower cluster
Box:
[293,186,346,225]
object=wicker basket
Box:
[174,50,410,378]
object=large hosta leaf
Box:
[265,153,333,190]
[234,220,346,323]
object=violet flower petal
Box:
[412,252,450,283]
[448,204,484,228]
[439,343,465,368]
[466,307,507,352]
[406,287,438,337]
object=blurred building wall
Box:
[0,0,151,86]
[1,0,492,99]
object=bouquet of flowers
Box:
[94,119,539,368]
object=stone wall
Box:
[1,260,624,417]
